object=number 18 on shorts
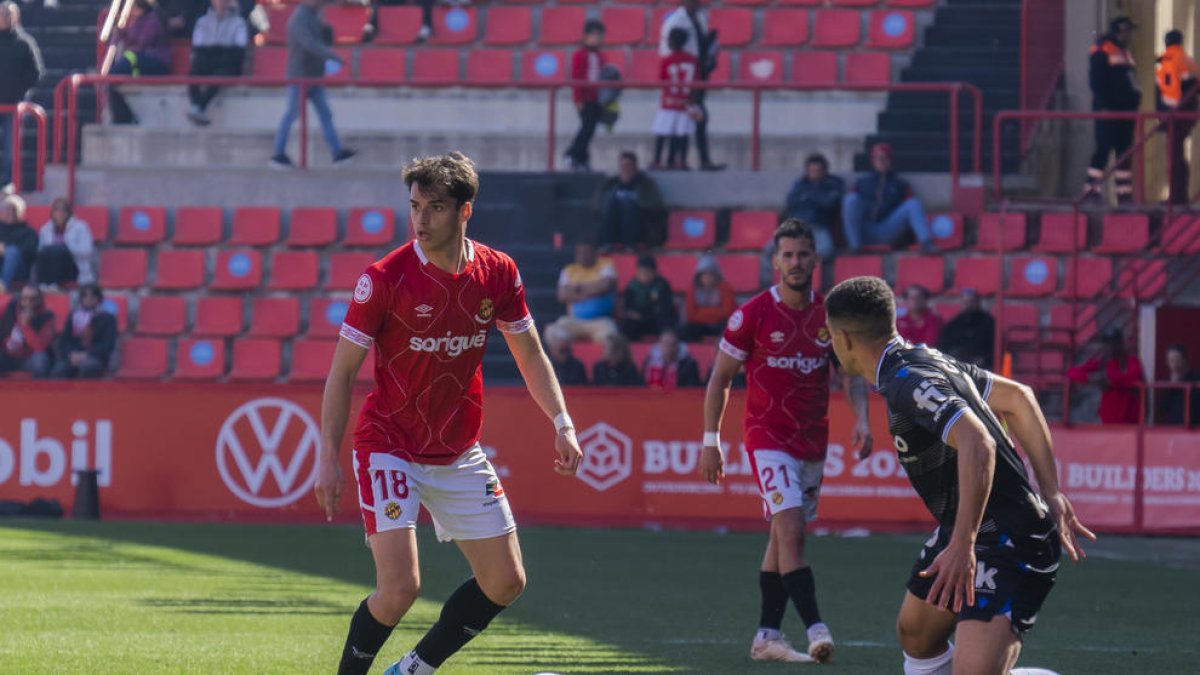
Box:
[750,449,825,521]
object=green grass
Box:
[0,521,1195,674]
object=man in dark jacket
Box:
[51,283,116,379]
[936,289,995,369]
[620,254,677,341]
[841,143,932,253]
[0,1,44,189]
[1,192,38,291]
[783,152,842,259]
[543,325,589,386]
[1086,16,1142,203]
[595,152,666,249]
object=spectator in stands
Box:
[896,285,942,347]
[643,327,701,390]
[1158,343,1200,426]
[270,0,355,169]
[35,197,95,287]
[548,241,619,343]
[1067,327,1145,425]
[936,288,994,369]
[620,253,676,342]
[1085,16,1141,204]
[162,0,207,37]
[660,0,723,171]
[591,332,642,387]
[565,19,605,172]
[543,324,588,387]
[50,283,116,379]
[595,151,665,250]
[0,284,54,377]
[653,27,699,170]
[782,153,842,260]
[108,0,171,125]
[682,254,734,342]
[842,143,932,253]
[0,191,36,292]
[363,0,433,44]
[0,1,43,191]
[1156,29,1200,204]
[185,0,248,126]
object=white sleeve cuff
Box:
[941,408,968,444]
[718,338,748,362]
[339,323,374,349]
[497,314,535,334]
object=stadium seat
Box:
[714,254,760,293]
[610,253,637,288]
[323,5,368,44]
[539,7,586,45]
[974,212,1027,251]
[739,51,784,83]
[308,297,351,337]
[1014,349,1065,376]
[656,255,696,292]
[99,249,147,290]
[268,250,319,291]
[779,0,825,4]
[727,211,777,251]
[484,6,531,45]
[792,51,838,86]
[251,47,287,79]
[868,10,915,48]
[1034,213,1087,253]
[74,205,111,243]
[600,49,630,77]
[706,52,733,84]
[931,302,959,325]
[724,0,768,5]
[895,256,945,293]
[248,297,301,338]
[927,212,964,250]
[834,255,883,283]
[173,207,223,245]
[41,291,68,321]
[346,207,397,246]
[135,295,186,336]
[289,338,337,382]
[1049,304,1096,344]
[1000,302,1041,342]
[466,49,516,83]
[833,0,878,5]
[358,48,407,84]
[1008,256,1058,297]
[844,52,891,84]
[762,9,810,46]
[666,210,717,250]
[1094,213,1149,253]
[231,207,282,246]
[1059,256,1112,299]
[888,0,935,6]
[574,341,604,379]
[708,8,753,47]
[601,7,645,45]
[287,207,338,247]
[116,337,168,380]
[324,47,353,84]
[1117,259,1165,300]
[691,342,717,380]
[193,296,244,337]
[1162,214,1200,254]
[175,338,226,380]
[630,342,654,369]
[951,255,1002,296]
[230,338,282,382]
[630,49,659,82]
[263,5,294,44]
[521,50,565,81]
[429,6,477,45]
[99,293,129,332]
[211,250,262,290]
[153,249,205,290]
[328,252,377,290]
[813,10,861,48]
[644,7,671,45]
[374,6,423,44]
[116,206,165,245]
[412,50,460,82]
[24,204,50,229]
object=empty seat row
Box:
[99,249,377,292]
[132,294,353,339]
[116,336,375,382]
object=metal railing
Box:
[1,103,49,193]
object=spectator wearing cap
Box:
[0,284,54,376]
[594,151,666,250]
[842,143,933,253]
[1157,343,1200,426]
[543,324,589,386]
[896,285,942,347]
[565,19,606,172]
[1085,16,1141,203]
[50,283,116,378]
[0,191,37,292]
[35,197,95,287]
[682,254,734,342]
[620,253,677,341]
[643,327,701,390]
[1067,327,1145,425]
[1156,29,1200,204]
[937,288,994,369]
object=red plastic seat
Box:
[42,293,69,329]
[116,337,168,380]
[834,255,883,283]
[328,252,378,290]
[1059,256,1113,299]
[99,249,147,290]
[926,212,964,250]
[896,255,945,293]
[263,5,294,45]
[23,204,51,229]
[193,296,244,337]
[714,254,760,293]
[610,253,637,288]
[725,0,768,5]
[666,210,717,250]
[601,49,629,77]
[780,0,823,5]
[375,6,423,44]
[739,51,784,83]
[644,7,671,45]
[173,206,223,245]
[429,7,477,45]
[762,9,810,46]
[888,0,935,6]
[706,51,733,84]
[844,52,891,84]
[1162,214,1200,254]
[708,8,753,47]
[974,212,1026,252]
[308,297,351,337]
[792,51,837,86]
[1094,213,1149,253]
[813,9,861,48]
[116,206,166,245]
[521,50,565,81]
[539,7,587,45]
[655,255,696,292]
[728,211,777,251]
[951,256,1002,296]
[411,49,459,82]
[251,47,288,79]
[153,249,205,290]
[230,338,282,382]
[1000,302,1040,334]
[289,338,337,382]
[212,250,262,290]
[1034,213,1087,253]
[601,6,645,45]
[323,5,368,44]
[868,10,915,48]
[1009,256,1057,297]
[466,49,515,83]
[248,297,300,338]
[359,49,407,84]
[99,293,129,332]
[230,207,281,246]
[74,205,111,243]
[175,338,225,380]
[1117,259,1166,300]
[833,0,879,5]
[268,250,319,291]
[288,207,338,247]
[346,207,397,246]
[135,295,186,336]
[630,49,659,82]
[1049,304,1097,344]
[574,341,604,378]
[484,6,531,45]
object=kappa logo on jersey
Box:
[770,330,785,344]
[409,330,488,357]
[575,423,633,491]
[728,310,744,332]
[353,274,373,304]
[912,380,947,413]
[975,562,998,590]
[215,397,320,508]
[415,304,433,317]
[816,326,831,347]
[765,352,828,374]
[475,299,494,324]
[384,501,402,520]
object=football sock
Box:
[758,571,788,631]
[411,577,506,669]
[667,137,681,166]
[903,643,954,675]
[755,628,783,642]
[782,567,823,628]
[337,598,395,675]
[654,136,667,165]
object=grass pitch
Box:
[0,520,1194,674]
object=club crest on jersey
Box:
[476,299,494,324]
[384,501,402,520]
[816,326,831,347]
[728,310,744,332]
[415,304,433,318]
[770,330,785,344]
[354,274,373,304]
[485,478,504,498]
[770,492,784,505]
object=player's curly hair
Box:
[774,217,816,249]
[402,152,480,207]
[825,276,896,342]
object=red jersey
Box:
[340,240,532,464]
[720,286,833,460]
[659,51,698,111]
[571,47,604,104]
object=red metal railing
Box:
[53,74,983,202]
[0,103,48,193]
[1019,0,1065,148]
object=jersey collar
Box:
[770,285,815,305]
[874,336,905,391]
[413,239,475,269]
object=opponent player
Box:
[700,219,872,664]
[823,276,1094,675]
[315,152,584,675]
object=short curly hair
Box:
[825,275,896,342]
[402,152,480,207]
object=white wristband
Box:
[554,411,574,433]
[703,431,720,448]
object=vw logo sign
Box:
[216,397,321,508]
[575,423,632,492]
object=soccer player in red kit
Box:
[315,153,584,675]
[700,219,873,664]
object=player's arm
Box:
[503,324,583,477]
[700,350,741,484]
[986,375,1097,561]
[315,338,369,521]
[841,372,873,459]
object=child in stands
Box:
[653,27,699,170]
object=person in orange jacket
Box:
[1156,29,1200,203]
[1086,16,1141,204]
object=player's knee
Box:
[896,615,943,658]
[375,576,421,620]
[479,566,526,606]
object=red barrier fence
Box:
[0,103,48,194]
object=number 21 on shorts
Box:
[372,469,409,501]
[759,464,793,492]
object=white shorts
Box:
[748,449,825,522]
[354,444,516,542]
[652,109,696,137]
